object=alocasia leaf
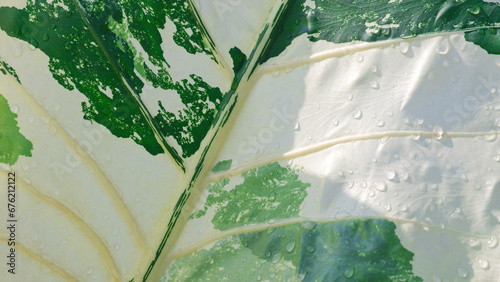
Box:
[1,0,499,281]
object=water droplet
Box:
[400,204,408,212]
[487,236,498,248]
[294,122,300,130]
[385,203,392,211]
[256,275,262,281]
[64,41,72,50]
[270,273,276,279]
[357,54,364,62]
[344,267,355,278]
[86,267,93,274]
[400,31,416,39]
[271,251,282,263]
[294,19,301,25]
[433,274,442,282]
[382,28,391,36]
[269,192,276,202]
[467,5,482,15]
[399,42,410,54]
[478,258,490,269]
[10,104,19,114]
[371,65,378,73]
[491,209,500,223]
[49,126,57,135]
[332,119,339,126]
[385,170,396,180]
[417,119,424,125]
[29,38,39,49]
[376,120,385,127]
[337,170,344,177]
[134,9,144,22]
[411,134,421,141]
[436,38,450,54]
[265,250,272,258]
[370,81,379,89]
[485,132,497,142]
[42,33,49,42]
[495,118,500,127]
[306,246,315,253]
[432,125,444,140]
[266,227,276,235]
[286,241,296,253]
[468,239,481,248]
[374,182,387,192]
[360,180,367,188]
[302,221,317,231]
[352,107,362,119]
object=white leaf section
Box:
[0,30,183,280]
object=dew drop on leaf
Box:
[352,107,362,119]
[285,241,296,253]
[374,182,387,192]
[432,125,444,140]
[478,258,490,269]
[266,227,276,235]
[468,239,481,248]
[271,251,282,263]
[467,5,482,15]
[385,170,396,180]
[458,267,468,278]
[306,246,315,253]
[485,132,497,142]
[399,42,410,54]
[302,221,317,231]
[490,209,500,223]
[343,266,355,278]
[486,237,498,249]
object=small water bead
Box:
[374,182,387,192]
[266,227,276,235]
[376,120,385,127]
[294,122,300,130]
[352,107,362,119]
[42,33,49,42]
[468,239,481,248]
[417,119,424,125]
[432,274,442,282]
[399,42,410,54]
[271,252,282,263]
[371,65,378,73]
[491,209,500,223]
[10,104,19,114]
[384,203,392,211]
[86,267,93,274]
[467,5,482,15]
[302,221,317,231]
[343,267,355,279]
[306,246,315,253]
[286,241,296,253]
[488,236,498,248]
[436,38,450,54]
[385,170,396,180]
[478,258,490,269]
[370,81,379,89]
[357,54,364,62]
[485,132,497,142]
[432,125,444,140]
[256,275,262,281]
